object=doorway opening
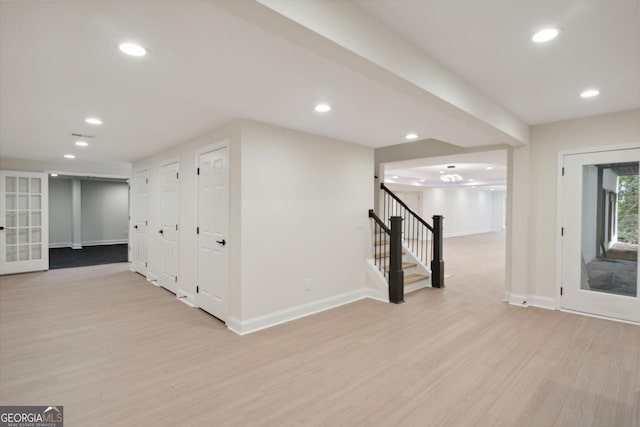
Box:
[48,173,129,269]
[379,149,508,294]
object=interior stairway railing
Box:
[368,209,405,303]
[379,182,444,289]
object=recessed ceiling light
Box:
[64,154,75,159]
[419,179,426,182]
[50,173,58,177]
[468,179,474,182]
[532,28,559,43]
[75,141,89,147]
[439,170,444,174]
[405,133,418,140]
[392,175,399,178]
[119,42,147,57]
[580,89,600,98]
[486,166,493,170]
[85,117,102,125]
[314,104,331,113]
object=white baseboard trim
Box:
[49,242,72,249]
[146,273,159,284]
[176,289,197,308]
[529,296,556,310]
[72,244,82,250]
[227,289,367,336]
[506,293,556,310]
[81,239,128,246]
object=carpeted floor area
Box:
[49,244,128,269]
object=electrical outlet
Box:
[305,279,311,291]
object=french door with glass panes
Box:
[0,171,49,274]
[561,148,640,323]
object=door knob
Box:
[159,229,164,235]
[134,225,138,229]
[216,239,226,246]
[0,226,4,231]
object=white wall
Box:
[514,108,640,303]
[420,187,505,237]
[81,180,129,245]
[133,119,373,331]
[386,183,505,237]
[48,178,72,247]
[240,121,373,320]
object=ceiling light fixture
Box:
[486,166,493,170]
[64,154,75,159]
[50,173,58,177]
[439,170,444,174]
[531,28,559,43]
[119,42,147,57]
[75,141,89,147]
[580,89,600,98]
[392,175,399,179]
[405,133,418,140]
[85,117,102,125]
[440,174,463,183]
[314,104,331,113]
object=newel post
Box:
[431,215,444,288]
[389,216,404,304]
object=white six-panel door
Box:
[131,169,149,276]
[0,171,49,275]
[158,160,179,292]
[197,146,229,321]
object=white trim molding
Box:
[227,289,368,335]
[506,293,556,310]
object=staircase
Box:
[375,236,430,292]
[367,183,444,304]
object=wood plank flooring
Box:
[1,232,639,426]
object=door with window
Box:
[561,148,640,323]
[0,171,48,275]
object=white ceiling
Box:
[384,149,507,189]
[0,1,638,170]
[357,0,640,125]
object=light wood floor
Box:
[1,232,639,426]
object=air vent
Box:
[71,133,96,138]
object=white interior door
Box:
[0,171,49,275]
[197,146,229,321]
[561,148,640,323]
[158,161,179,292]
[131,169,149,275]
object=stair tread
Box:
[375,251,405,259]
[404,273,429,285]
[384,262,416,272]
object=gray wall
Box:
[49,178,73,247]
[81,180,129,245]
[48,178,129,247]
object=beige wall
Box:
[133,119,373,328]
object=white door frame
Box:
[195,140,230,321]
[556,142,640,317]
